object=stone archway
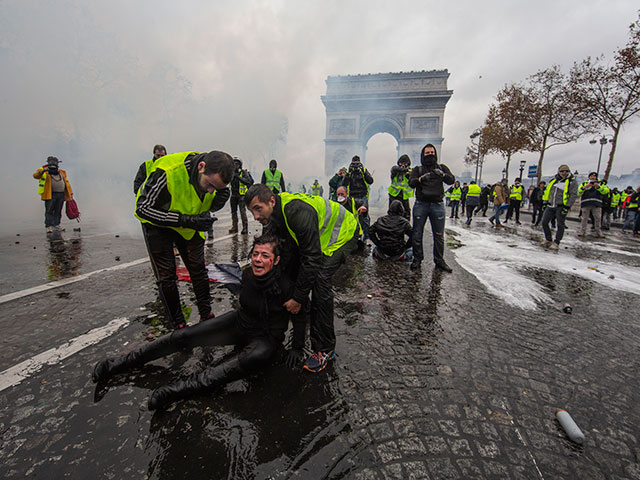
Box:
[321,70,453,175]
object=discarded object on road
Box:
[562,302,572,314]
[115,256,120,261]
[555,409,585,444]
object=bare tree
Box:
[481,84,533,184]
[526,65,593,183]
[570,13,640,181]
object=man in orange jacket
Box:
[33,156,73,233]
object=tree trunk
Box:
[537,149,546,184]
[603,126,620,182]
[504,153,512,185]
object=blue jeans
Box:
[622,210,636,231]
[489,204,508,224]
[412,200,445,263]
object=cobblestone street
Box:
[1,216,639,479]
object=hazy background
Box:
[2,0,639,235]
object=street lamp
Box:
[470,129,482,183]
[518,160,526,182]
[589,135,612,177]
[501,168,506,180]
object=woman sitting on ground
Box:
[92,234,305,410]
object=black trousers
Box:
[388,194,410,220]
[113,311,277,395]
[506,199,521,222]
[230,195,248,229]
[44,192,65,227]
[143,224,211,327]
[310,236,357,352]
[476,202,488,216]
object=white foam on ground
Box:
[448,225,640,310]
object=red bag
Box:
[66,199,81,221]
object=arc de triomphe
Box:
[321,70,453,176]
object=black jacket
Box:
[230,167,254,197]
[136,153,230,227]
[266,195,324,304]
[530,186,544,206]
[480,186,491,205]
[370,204,412,257]
[133,160,152,194]
[343,164,374,198]
[408,164,455,203]
[238,266,304,346]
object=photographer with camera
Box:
[342,155,374,239]
[387,154,413,220]
[577,172,609,238]
[408,143,455,272]
[135,151,234,329]
[33,156,74,233]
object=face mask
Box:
[337,196,346,203]
[48,165,59,174]
[270,167,276,172]
[422,154,436,166]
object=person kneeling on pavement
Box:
[92,234,305,411]
[370,200,413,261]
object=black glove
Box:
[561,207,569,216]
[178,212,217,231]
[432,168,444,177]
[285,348,304,368]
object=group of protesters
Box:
[32,143,637,411]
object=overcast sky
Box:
[1,0,639,233]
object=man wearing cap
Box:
[33,156,74,233]
[540,164,578,250]
[577,172,609,238]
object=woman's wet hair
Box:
[250,233,280,258]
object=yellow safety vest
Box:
[611,193,621,207]
[37,172,48,196]
[280,193,358,256]
[510,185,524,201]
[388,173,414,200]
[135,151,215,240]
[542,178,571,206]
[311,184,322,195]
[450,187,462,201]
[264,169,283,192]
[466,184,482,199]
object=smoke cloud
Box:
[1,0,639,234]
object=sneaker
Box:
[240,227,248,235]
[465,218,472,226]
[489,217,495,225]
[46,226,53,233]
[410,259,421,270]
[303,351,335,373]
[549,242,560,251]
[435,261,452,273]
[200,312,215,322]
[541,240,552,248]
[516,221,521,225]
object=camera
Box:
[589,180,596,185]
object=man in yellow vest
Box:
[261,159,286,194]
[135,151,235,329]
[464,181,482,225]
[311,179,324,197]
[33,156,73,233]
[244,183,359,373]
[505,177,525,225]
[447,181,462,218]
[133,144,166,194]
[540,164,578,250]
[387,154,413,220]
[228,157,254,235]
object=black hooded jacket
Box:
[230,158,254,197]
[264,195,324,304]
[408,146,455,202]
[369,201,412,256]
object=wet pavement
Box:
[1,209,640,479]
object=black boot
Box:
[410,258,422,270]
[228,220,238,234]
[92,334,175,383]
[148,356,245,410]
[240,223,248,235]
